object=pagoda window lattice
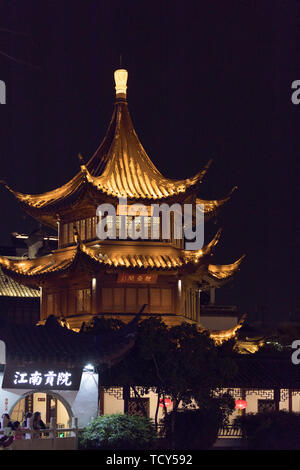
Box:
[76,288,92,314]
[104,215,160,241]
[101,286,173,313]
[60,217,98,247]
[46,292,61,316]
[59,213,185,247]
[184,288,199,322]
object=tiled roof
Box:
[1,70,234,230]
[0,314,140,366]
[0,231,223,282]
[227,355,300,389]
[0,267,40,297]
[3,102,210,210]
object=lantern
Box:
[235,399,247,410]
[159,398,172,408]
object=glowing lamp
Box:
[235,399,247,410]
[159,398,172,408]
[114,69,128,96]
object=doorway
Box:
[10,392,72,428]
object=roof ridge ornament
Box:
[114,69,128,98]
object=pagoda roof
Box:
[0,231,221,283]
[1,69,234,228]
[0,266,39,297]
[196,186,238,217]
[205,255,246,287]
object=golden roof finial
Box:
[114,68,128,98]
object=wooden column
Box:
[242,388,246,416]
[123,385,130,413]
[40,286,47,321]
[98,386,105,415]
[175,278,183,316]
[274,388,280,412]
[91,277,97,315]
[288,389,293,412]
[209,286,216,304]
[96,273,103,314]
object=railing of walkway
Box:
[218,425,243,438]
[0,417,82,450]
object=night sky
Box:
[0,1,299,322]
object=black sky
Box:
[0,0,299,322]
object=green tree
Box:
[80,414,157,450]
[234,410,300,450]
[94,316,237,430]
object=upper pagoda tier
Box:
[2,69,235,229]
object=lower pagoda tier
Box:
[0,233,244,330]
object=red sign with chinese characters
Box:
[117,273,158,284]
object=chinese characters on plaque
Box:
[2,365,83,390]
[13,370,72,387]
[117,273,158,283]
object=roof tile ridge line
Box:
[157,157,214,189]
[79,161,95,185]
[184,158,214,185]
[124,119,148,197]
[205,227,222,253]
[209,253,247,270]
[90,105,125,193]
[121,100,165,178]
[209,315,246,338]
[147,157,214,188]
[196,185,238,206]
[85,102,119,171]
[182,227,222,262]
[74,231,107,266]
[0,167,85,206]
[120,102,207,194]
[207,255,246,280]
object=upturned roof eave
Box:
[0,231,223,285]
[1,94,213,219]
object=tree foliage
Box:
[93,316,237,426]
[234,410,300,450]
[80,414,157,450]
[162,393,235,450]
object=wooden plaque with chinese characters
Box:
[117,273,158,284]
[2,364,83,391]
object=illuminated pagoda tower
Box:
[0,69,244,330]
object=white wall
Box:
[0,370,99,428]
[103,389,169,423]
[200,315,238,330]
[0,341,5,364]
[66,372,99,426]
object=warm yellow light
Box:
[178,279,182,296]
[114,69,128,96]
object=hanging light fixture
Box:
[235,399,247,410]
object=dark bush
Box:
[162,395,234,450]
[80,414,157,450]
[234,410,300,450]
